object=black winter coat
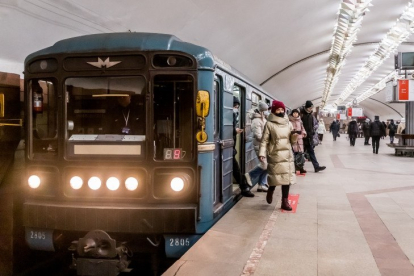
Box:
[370,120,385,137]
[348,121,358,138]
[362,122,371,137]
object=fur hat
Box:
[233,96,240,106]
[305,100,313,108]
[271,100,285,113]
[291,109,300,115]
[258,101,268,112]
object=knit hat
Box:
[271,100,285,113]
[305,100,313,108]
[291,109,300,115]
[233,96,240,106]
[258,101,268,112]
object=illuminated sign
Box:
[163,148,183,160]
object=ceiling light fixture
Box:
[321,0,373,108]
[336,1,414,106]
[345,71,399,105]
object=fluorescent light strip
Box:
[336,1,414,106]
[345,71,398,106]
[321,0,373,108]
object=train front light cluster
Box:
[67,175,139,191]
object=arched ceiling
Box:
[1,0,413,119]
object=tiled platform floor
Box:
[164,135,414,276]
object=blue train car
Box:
[23,33,276,274]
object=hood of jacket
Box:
[268,113,288,125]
[288,115,301,122]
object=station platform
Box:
[164,136,414,276]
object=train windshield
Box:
[66,76,146,140]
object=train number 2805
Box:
[30,231,46,240]
[169,238,190,247]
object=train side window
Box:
[29,79,58,159]
[153,74,194,161]
[251,92,261,107]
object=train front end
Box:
[22,33,212,274]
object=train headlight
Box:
[70,176,83,190]
[106,177,120,191]
[125,177,138,191]
[170,177,184,192]
[28,175,41,189]
[88,176,101,190]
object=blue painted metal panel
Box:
[25,33,215,70]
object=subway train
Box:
[22,32,277,274]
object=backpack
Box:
[389,124,396,132]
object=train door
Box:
[213,79,222,210]
[0,72,22,183]
[232,84,245,192]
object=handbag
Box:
[294,151,305,168]
[313,135,320,146]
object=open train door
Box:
[0,72,22,184]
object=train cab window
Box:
[153,75,193,161]
[29,79,58,159]
[65,76,146,140]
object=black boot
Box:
[281,198,292,211]
[266,186,276,204]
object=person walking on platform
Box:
[317,118,326,145]
[397,118,406,134]
[245,101,269,192]
[381,121,387,139]
[363,118,371,145]
[233,96,254,197]
[388,119,397,144]
[370,116,386,154]
[289,109,307,174]
[348,119,358,146]
[259,100,298,211]
[329,119,340,141]
[300,101,326,173]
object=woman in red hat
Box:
[259,100,298,210]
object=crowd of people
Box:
[233,98,326,211]
[232,95,407,210]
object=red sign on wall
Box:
[347,107,352,117]
[399,80,409,101]
[281,194,300,213]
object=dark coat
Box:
[388,123,397,136]
[348,121,358,138]
[330,121,340,136]
[300,108,314,146]
[107,104,145,135]
[370,120,386,137]
[362,122,371,137]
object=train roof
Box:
[25,32,215,67]
[25,32,269,96]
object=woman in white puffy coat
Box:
[317,118,326,144]
[245,101,269,192]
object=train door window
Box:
[29,79,58,159]
[153,74,193,161]
[251,92,261,108]
[265,98,271,106]
[65,76,146,138]
[214,79,220,136]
